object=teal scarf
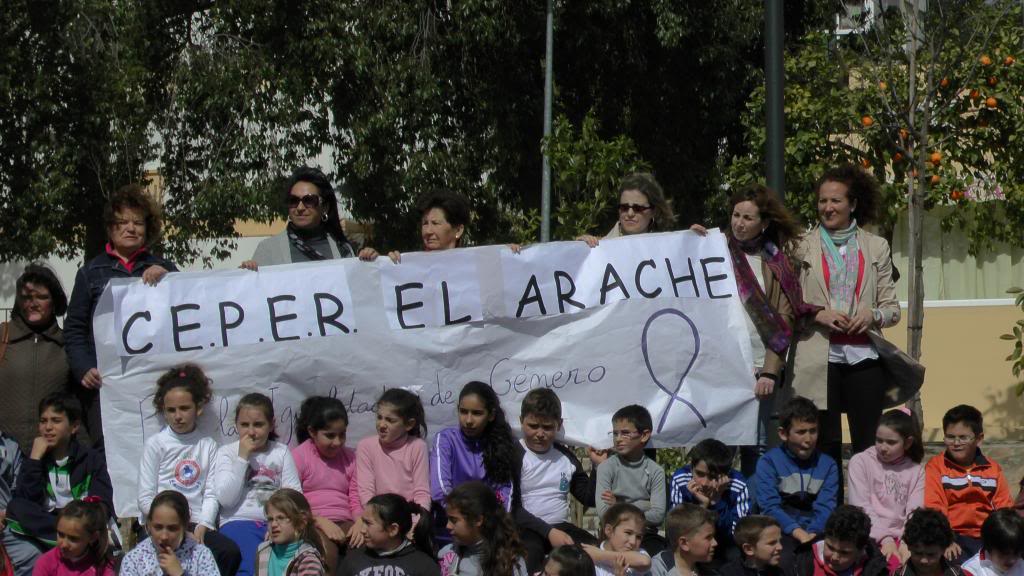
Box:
[819,221,860,314]
[269,541,302,576]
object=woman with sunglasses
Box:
[242,167,375,269]
[576,172,676,247]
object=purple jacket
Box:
[429,427,512,510]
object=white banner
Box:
[95,230,757,517]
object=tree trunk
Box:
[904,1,925,423]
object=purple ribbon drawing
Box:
[642,308,706,432]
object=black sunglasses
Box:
[618,203,652,213]
[287,194,322,209]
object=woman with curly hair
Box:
[577,172,676,247]
[64,183,177,445]
[429,382,517,546]
[723,184,820,476]
[439,481,527,576]
[790,164,902,503]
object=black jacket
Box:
[5,439,113,545]
[64,250,177,381]
[720,558,797,576]
[339,542,441,576]
[511,441,597,538]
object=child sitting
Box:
[255,489,327,576]
[795,505,887,576]
[2,394,112,576]
[137,364,241,576]
[340,493,438,576]
[960,509,1024,576]
[513,389,598,572]
[584,503,654,576]
[215,393,302,576]
[30,499,114,576]
[596,405,667,555]
[847,408,925,569]
[670,438,751,563]
[719,515,793,576]
[121,490,219,576]
[438,481,528,576]
[430,382,517,545]
[754,396,838,561]
[924,405,1012,563]
[650,503,718,576]
[291,396,360,574]
[893,508,966,576]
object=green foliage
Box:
[721,0,1024,254]
[1004,287,1024,396]
[2,1,836,263]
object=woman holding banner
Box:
[790,164,903,500]
[64,184,178,445]
[242,166,377,269]
[383,189,471,263]
[722,184,818,477]
[576,172,676,246]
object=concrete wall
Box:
[882,300,1023,441]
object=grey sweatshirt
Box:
[596,453,667,528]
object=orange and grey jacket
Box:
[924,449,1012,538]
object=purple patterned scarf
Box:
[729,234,819,354]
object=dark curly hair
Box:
[727,184,804,249]
[295,395,349,444]
[103,184,163,248]
[823,505,872,549]
[458,382,516,485]
[15,263,68,318]
[445,482,525,576]
[902,508,954,549]
[619,172,675,232]
[815,164,880,226]
[285,166,352,252]
[153,363,213,413]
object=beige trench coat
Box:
[787,226,901,409]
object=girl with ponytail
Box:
[428,382,516,545]
[340,493,438,575]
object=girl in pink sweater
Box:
[32,499,114,576]
[351,389,431,548]
[291,397,359,575]
[847,408,925,570]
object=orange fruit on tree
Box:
[861,115,874,127]
[1004,55,1015,66]
[893,152,904,162]
[860,157,871,168]
[969,89,980,100]
[951,190,964,201]
[986,96,998,108]
[980,54,992,66]
[879,81,888,90]
[940,77,950,88]
[988,76,998,86]
[930,174,941,185]
[930,151,942,165]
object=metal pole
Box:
[765,0,786,200]
[540,0,554,242]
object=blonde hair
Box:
[265,489,324,556]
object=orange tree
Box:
[721,0,1024,372]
